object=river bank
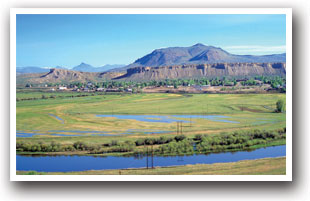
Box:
[16,145,285,173]
[17,157,286,175]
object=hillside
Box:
[17,62,286,84]
[115,43,286,72]
[115,63,286,81]
[17,68,124,84]
[16,43,287,84]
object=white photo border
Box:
[10,8,292,181]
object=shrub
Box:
[194,134,203,141]
[73,141,88,151]
[106,140,119,147]
[144,138,156,145]
[275,100,285,113]
[174,135,186,142]
[135,139,145,146]
[159,136,173,144]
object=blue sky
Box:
[16,14,286,68]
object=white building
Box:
[58,86,67,90]
[96,88,105,91]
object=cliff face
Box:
[36,68,98,83]
[17,63,286,84]
[18,68,123,84]
[115,63,286,81]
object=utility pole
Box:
[181,122,183,134]
[146,146,149,169]
[151,145,154,169]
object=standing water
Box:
[17,145,285,172]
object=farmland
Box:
[16,92,285,134]
[16,91,286,174]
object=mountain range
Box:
[72,63,125,72]
[16,43,286,84]
[121,43,286,70]
[16,63,126,74]
[16,44,285,74]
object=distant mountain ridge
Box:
[16,44,286,74]
[119,43,286,71]
[17,63,126,74]
[16,66,51,74]
[72,63,125,72]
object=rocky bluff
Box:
[115,63,286,81]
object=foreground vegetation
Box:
[17,128,286,156]
[16,157,286,175]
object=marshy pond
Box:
[96,114,240,123]
[16,113,279,137]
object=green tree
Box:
[276,100,285,113]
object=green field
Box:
[16,91,97,99]
[16,93,286,137]
[16,157,286,175]
[16,92,286,174]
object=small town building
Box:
[96,88,105,91]
[58,86,67,90]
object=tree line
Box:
[24,75,286,91]
[16,128,286,156]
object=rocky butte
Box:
[16,43,286,83]
[114,63,286,81]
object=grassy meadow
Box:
[16,91,286,174]
[16,93,286,135]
